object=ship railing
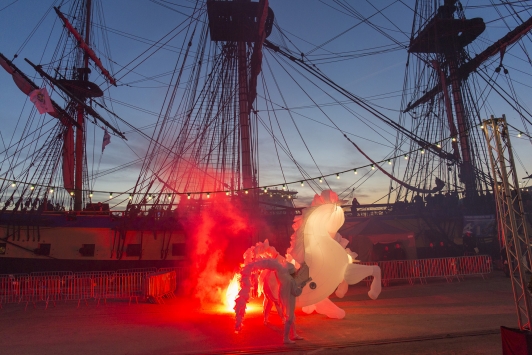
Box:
[358,255,492,286]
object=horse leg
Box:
[344,263,382,300]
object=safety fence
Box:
[144,271,177,304]
[0,267,179,310]
[361,255,492,286]
[0,256,492,310]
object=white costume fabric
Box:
[287,190,382,318]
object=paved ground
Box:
[0,272,516,354]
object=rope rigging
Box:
[1,0,532,214]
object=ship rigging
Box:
[0,0,531,271]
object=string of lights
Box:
[1,126,528,201]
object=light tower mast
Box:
[483,115,532,330]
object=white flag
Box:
[29,88,55,114]
[102,129,111,152]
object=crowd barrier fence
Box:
[144,271,177,304]
[361,255,492,286]
[0,269,178,309]
[0,255,492,309]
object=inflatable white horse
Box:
[234,190,381,330]
[287,190,381,318]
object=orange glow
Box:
[224,273,240,311]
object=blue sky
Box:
[1,0,531,208]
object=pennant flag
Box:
[102,129,111,152]
[29,88,55,114]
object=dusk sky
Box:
[1,0,531,208]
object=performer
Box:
[262,269,284,325]
[278,263,309,344]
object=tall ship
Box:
[1,0,531,273]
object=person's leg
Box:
[283,319,295,344]
[290,319,303,340]
[263,296,273,325]
[273,299,285,323]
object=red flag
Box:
[29,88,55,114]
[102,129,111,152]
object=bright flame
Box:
[224,273,240,311]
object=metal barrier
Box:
[109,272,146,305]
[30,271,74,278]
[361,255,492,286]
[144,271,176,304]
[0,274,27,308]
[0,267,185,309]
[0,256,491,309]
[116,268,156,274]
[62,275,92,307]
[158,267,189,286]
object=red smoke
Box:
[181,193,257,305]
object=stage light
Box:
[371,164,375,170]
[226,191,230,196]
[404,155,408,160]
[245,189,249,194]
[336,173,340,179]
[70,191,74,196]
[354,169,358,174]
[147,194,152,200]
[479,124,484,129]
[421,149,425,154]
[387,160,391,165]
[11,181,16,187]
[49,187,54,193]
[282,184,286,191]
[319,177,323,183]
[207,192,210,198]
[167,194,171,200]
[452,137,456,142]
[128,194,132,200]
[518,132,523,138]
[30,185,35,190]
[263,187,267,193]
[436,143,441,148]
[187,193,191,200]
[300,181,304,186]
[109,192,113,199]
[89,191,94,198]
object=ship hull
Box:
[0,213,186,274]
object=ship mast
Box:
[237,40,253,190]
[74,0,92,211]
[207,0,273,193]
[48,0,121,211]
[408,0,483,200]
[402,0,532,205]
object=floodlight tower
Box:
[483,115,532,330]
